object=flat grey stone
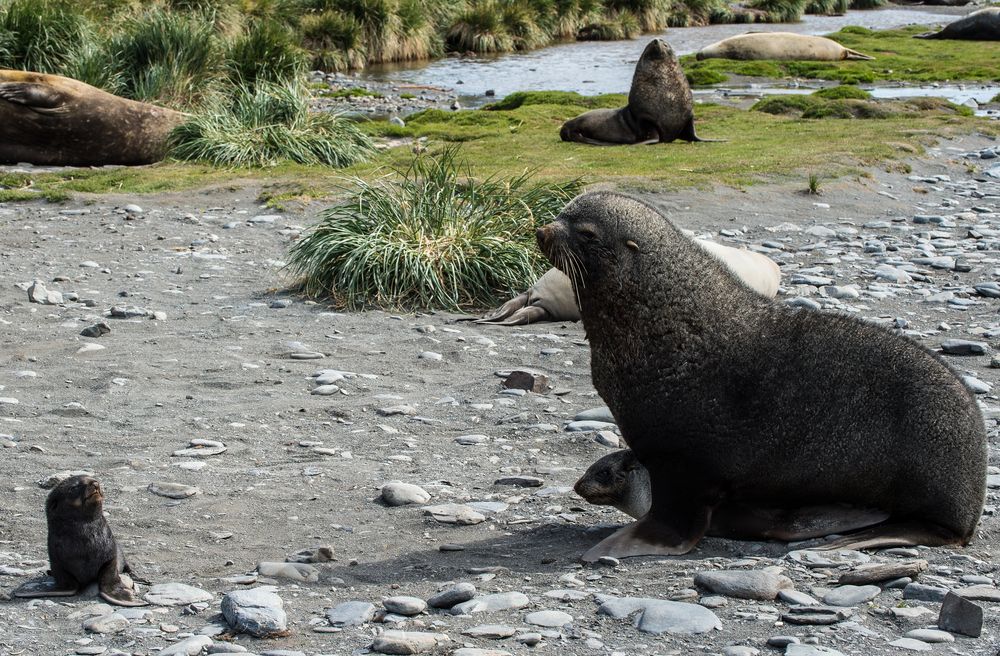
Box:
[327,600,376,626]
[371,630,444,654]
[596,596,721,635]
[781,605,852,625]
[903,582,949,602]
[938,591,982,637]
[888,638,931,651]
[383,596,426,616]
[452,650,512,656]
[785,646,846,656]
[158,636,213,656]
[564,420,617,432]
[422,503,485,525]
[778,589,819,606]
[462,624,517,638]
[694,570,792,600]
[724,647,759,656]
[427,582,476,608]
[574,407,614,422]
[941,339,989,355]
[148,482,201,499]
[956,584,1000,602]
[822,585,880,607]
[451,592,530,615]
[904,628,954,643]
[257,561,319,583]
[787,550,869,568]
[524,610,573,627]
[144,582,213,606]
[82,612,128,634]
[221,588,287,637]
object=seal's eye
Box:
[578,229,597,241]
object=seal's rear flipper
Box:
[676,117,727,143]
[710,503,890,541]
[476,305,548,326]
[814,521,963,551]
[475,292,540,325]
[843,48,875,61]
[913,31,939,39]
[98,561,148,607]
[12,577,79,598]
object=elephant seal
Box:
[916,8,1000,40]
[696,33,874,61]
[0,70,186,166]
[12,475,147,606]
[561,38,715,145]
[538,191,986,561]
[477,238,780,325]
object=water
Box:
[361,7,966,99]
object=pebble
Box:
[694,569,792,600]
[383,596,427,616]
[462,624,517,638]
[903,628,954,643]
[451,592,530,615]
[221,588,287,637]
[257,561,319,583]
[157,636,213,656]
[888,638,932,652]
[381,481,431,506]
[903,581,949,602]
[147,482,201,499]
[82,613,128,634]
[822,585,880,607]
[422,503,485,525]
[941,339,989,355]
[785,647,845,656]
[523,610,573,627]
[452,650,512,656]
[371,630,445,654]
[427,582,476,608]
[596,596,721,634]
[327,601,376,626]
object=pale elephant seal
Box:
[696,33,874,61]
[561,38,715,145]
[0,70,186,166]
[477,238,780,325]
[916,8,1000,40]
[538,191,986,562]
[13,475,147,606]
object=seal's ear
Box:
[626,240,639,252]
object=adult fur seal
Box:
[0,70,186,166]
[12,475,147,606]
[561,39,715,145]
[696,33,874,61]
[478,239,780,325]
[916,8,1000,40]
[539,191,987,561]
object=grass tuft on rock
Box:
[169,82,376,167]
[813,84,870,100]
[286,147,582,310]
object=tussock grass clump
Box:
[578,11,641,39]
[169,83,376,167]
[805,0,848,14]
[813,85,870,100]
[745,0,807,22]
[848,0,886,9]
[485,90,622,110]
[754,94,974,119]
[286,148,582,310]
[752,95,823,115]
[447,2,516,53]
[0,0,96,74]
[224,19,307,87]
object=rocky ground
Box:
[1,133,1000,656]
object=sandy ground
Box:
[1,131,1000,656]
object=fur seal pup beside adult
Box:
[12,475,147,606]
[0,69,186,166]
[916,8,1000,40]
[696,33,874,61]
[538,191,986,561]
[561,39,716,145]
[478,239,780,325]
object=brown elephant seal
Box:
[916,8,1000,40]
[538,191,986,562]
[0,70,186,166]
[477,238,780,325]
[696,33,874,61]
[561,38,716,145]
[12,475,147,606]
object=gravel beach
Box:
[2,132,1000,656]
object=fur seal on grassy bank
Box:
[916,8,1000,40]
[561,39,716,145]
[0,70,186,166]
[478,238,780,325]
[12,475,147,606]
[539,191,986,561]
[696,33,874,61]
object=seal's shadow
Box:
[323,522,796,586]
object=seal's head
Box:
[640,38,674,62]
[574,450,651,519]
[46,475,104,522]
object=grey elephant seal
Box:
[561,39,715,145]
[916,8,1000,40]
[696,33,874,61]
[478,238,780,325]
[0,70,186,166]
[539,191,986,562]
[13,475,147,606]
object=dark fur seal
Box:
[696,33,874,61]
[561,39,715,145]
[916,8,1000,40]
[0,70,186,166]
[13,475,147,606]
[539,191,987,561]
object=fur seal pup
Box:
[916,8,1000,40]
[538,191,987,561]
[477,239,780,325]
[0,70,186,166]
[696,33,874,61]
[561,39,716,145]
[12,475,147,606]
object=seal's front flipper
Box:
[98,559,148,607]
[476,292,530,324]
[816,521,963,552]
[12,576,79,598]
[581,505,712,562]
[0,83,69,113]
[676,117,727,143]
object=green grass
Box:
[813,85,870,100]
[285,147,582,310]
[0,0,95,74]
[320,87,385,98]
[683,25,1000,85]
[753,93,974,119]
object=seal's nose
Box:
[536,225,550,249]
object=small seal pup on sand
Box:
[13,475,147,606]
[561,39,716,145]
[478,239,780,325]
[916,7,1000,40]
[696,33,874,61]
[0,69,186,166]
[539,191,986,561]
